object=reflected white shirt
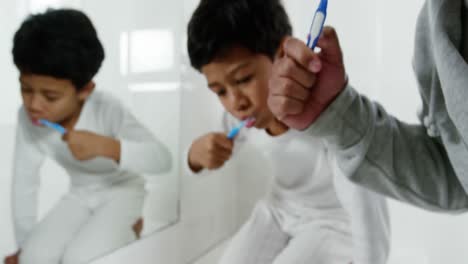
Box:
[12,91,172,248]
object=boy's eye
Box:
[44,94,61,102]
[235,75,253,85]
[216,89,227,97]
[20,87,32,93]
[45,96,59,102]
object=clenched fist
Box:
[268,26,347,130]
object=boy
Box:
[4,9,171,264]
[268,1,468,211]
[186,0,390,263]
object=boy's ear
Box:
[77,81,95,101]
[274,37,288,59]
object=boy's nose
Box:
[231,92,249,112]
[29,95,43,111]
[237,100,249,112]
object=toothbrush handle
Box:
[40,119,67,135]
[227,121,247,139]
[308,11,326,50]
[227,127,240,139]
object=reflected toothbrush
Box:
[38,119,67,135]
[307,0,328,50]
[227,117,256,139]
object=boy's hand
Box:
[268,26,347,130]
[188,133,234,172]
[133,218,144,239]
[63,130,120,162]
[4,251,20,264]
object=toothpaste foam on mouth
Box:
[32,119,41,126]
[245,117,256,128]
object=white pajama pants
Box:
[19,183,145,264]
[219,201,353,264]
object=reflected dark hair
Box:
[12,8,105,89]
[187,0,292,71]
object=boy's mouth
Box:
[243,117,256,128]
[27,113,44,126]
[31,118,42,126]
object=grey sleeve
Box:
[306,85,468,212]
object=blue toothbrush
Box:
[307,0,328,50]
[39,119,67,135]
[227,118,255,139]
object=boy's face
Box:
[201,46,276,130]
[19,74,92,125]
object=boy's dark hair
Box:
[187,0,292,71]
[12,9,105,89]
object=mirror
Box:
[0,0,181,263]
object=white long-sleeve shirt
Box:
[187,113,390,264]
[12,91,172,248]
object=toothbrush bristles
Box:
[245,118,256,128]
